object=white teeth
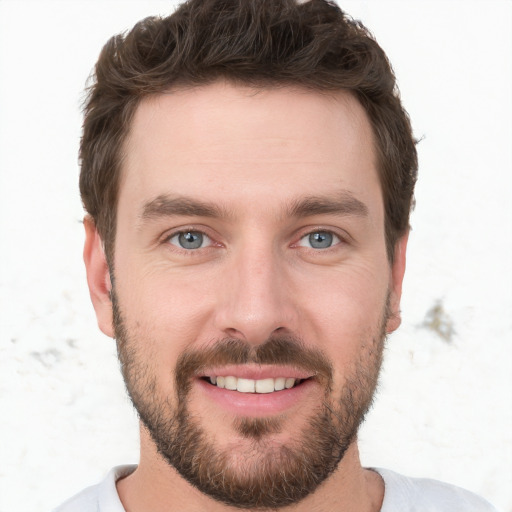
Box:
[224,376,237,390]
[255,378,275,393]
[208,376,300,393]
[285,377,295,389]
[237,378,255,393]
[274,377,286,391]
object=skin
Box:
[84,81,408,511]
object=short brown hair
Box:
[80,0,417,263]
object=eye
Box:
[298,230,341,249]
[168,230,212,250]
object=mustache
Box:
[175,336,333,394]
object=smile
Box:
[206,376,304,393]
[197,368,317,416]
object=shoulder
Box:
[374,468,499,512]
[53,483,99,512]
[53,465,136,512]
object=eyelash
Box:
[296,230,343,250]
[164,228,217,252]
[163,227,347,253]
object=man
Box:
[55,0,498,510]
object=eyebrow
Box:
[288,192,369,219]
[140,195,231,222]
[139,190,369,225]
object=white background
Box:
[0,1,511,511]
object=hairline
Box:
[102,80,397,268]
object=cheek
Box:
[114,244,390,383]
[294,263,389,365]
[114,262,217,378]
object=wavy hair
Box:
[80,0,417,263]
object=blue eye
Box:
[169,231,211,250]
[299,231,340,249]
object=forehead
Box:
[120,81,381,218]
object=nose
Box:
[214,243,299,345]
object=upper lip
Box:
[198,364,315,380]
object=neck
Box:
[117,425,384,512]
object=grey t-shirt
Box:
[54,465,499,511]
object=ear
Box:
[386,231,409,333]
[83,216,114,338]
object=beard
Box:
[112,290,389,510]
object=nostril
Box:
[224,327,243,339]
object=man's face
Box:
[86,82,406,508]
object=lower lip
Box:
[196,378,317,417]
